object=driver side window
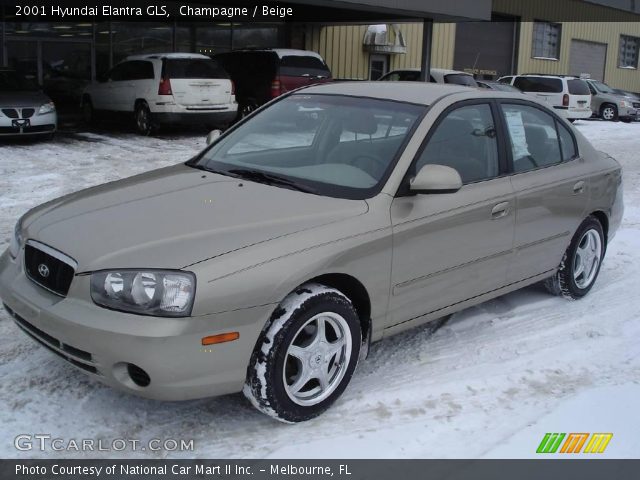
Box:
[416,103,499,184]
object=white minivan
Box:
[82,53,237,135]
[498,74,592,121]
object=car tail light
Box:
[563,94,570,107]
[270,78,282,98]
[231,80,236,96]
[158,77,172,96]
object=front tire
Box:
[544,216,605,299]
[244,283,361,423]
[600,104,618,121]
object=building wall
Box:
[306,0,640,91]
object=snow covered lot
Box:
[0,121,638,459]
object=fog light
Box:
[127,363,150,387]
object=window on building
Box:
[532,21,561,60]
[619,35,639,69]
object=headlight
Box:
[8,219,24,259]
[90,270,196,317]
[620,100,631,108]
[38,102,56,115]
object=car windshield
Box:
[591,81,616,94]
[0,70,38,91]
[193,94,425,199]
[444,74,478,87]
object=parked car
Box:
[82,53,237,135]
[0,68,57,139]
[476,80,521,92]
[585,79,637,122]
[498,74,592,121]
[379,67,478,87]
[1,83,623,423]
[215,49,332,119]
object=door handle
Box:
[573,181,586,195]
[491,201,510,219]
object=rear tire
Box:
[82,97,94,125]
[600,104,618,121]
[134,102,155,136]
[544,216,605,299]
[244,283,361,423]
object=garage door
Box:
[453,14,517,80]
[569,40,607,81]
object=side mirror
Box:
[409,164,462,194]
[206,129,222,145]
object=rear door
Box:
[164,58,232,108]
[514,76,563,108]
[498,100,589,282]
[566,78,592,116]
[277,54,332,94]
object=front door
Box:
[388,101,515,330]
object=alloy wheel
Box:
[573,229,602,289]
[283,312,352,406]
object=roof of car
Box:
[301,81,511,105]
[219,48,325,60]
[124,53,210,61]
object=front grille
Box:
[2,108,18,118]
[24,241,76,297]
[633,102,640,109]
[4,303,98,375]
[21,108,35,118]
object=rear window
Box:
[279,55,331,78]
[444,74,478,87]
[164,59,228,79]
[514,76,563,93]
[568,79,590,95]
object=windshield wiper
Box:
[227,169,315,193]
[188,163,235,178]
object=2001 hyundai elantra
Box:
[0,82,623,422]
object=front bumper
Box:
[618,106,637,120]
[0,111,57,137]
[0,249,274,401]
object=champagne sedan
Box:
[0,82,623,422]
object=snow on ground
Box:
[0,120,638,459]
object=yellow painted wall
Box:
[305,0,640,91]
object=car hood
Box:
[0,91,50,107]
[23,163,368,271]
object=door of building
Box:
[369,54,389,80]
[453,14,518,80]
[569,40,607,81]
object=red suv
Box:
[214,48,332,119]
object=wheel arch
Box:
[306,273,372,342]
[590,210,609,245]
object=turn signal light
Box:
[201,332,239,345]
[270,78,282,98]
[158,77,172,95]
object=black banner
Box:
[2,460,640,480]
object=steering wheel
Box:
[349,154,388,179]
